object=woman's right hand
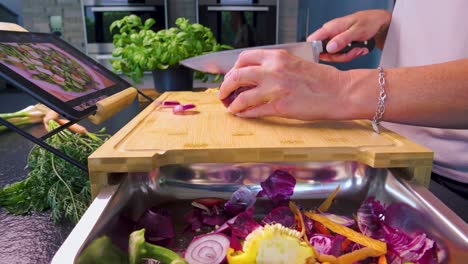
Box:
[307,9,392,62]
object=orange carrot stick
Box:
[341,238,353,251]
[378,255,388,264]
[57,119,89,134]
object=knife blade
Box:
[180,39,375,74]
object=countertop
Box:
[0,89,466,263]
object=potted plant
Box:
[110,15,230,93]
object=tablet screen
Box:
[0,31,130,119]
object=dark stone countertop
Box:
[0,89,466,263]
[0,89,142,263]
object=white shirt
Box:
[380,0,468,183]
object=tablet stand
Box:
[0,87,152,173]
[0,22,154,173]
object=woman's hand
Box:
[307,9,392,62]
[218,49,350,120]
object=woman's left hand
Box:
[218,49,350,121]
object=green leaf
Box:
[111,60,122,72]
[143,36,153,46]
[146,58,157,70]
[143,18,155,29]
[135,66,143,80]
[111,47,123,57]
[109,21,118,32]
[191,23,204,32]
[156,63,169,70]
[134,52,144,64]
[128,15,141,26]
[176,32,187,40]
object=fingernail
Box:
[360,49,369,56]
[326,41,338,53]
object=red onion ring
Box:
[162,100,181,107]
[173,104,196,114]
[184,233,230,264]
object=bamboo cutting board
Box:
[89,91,433,196]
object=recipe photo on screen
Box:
[0,42,115,102]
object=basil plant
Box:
[110,15,231,82]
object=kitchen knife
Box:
[180,39,375,74]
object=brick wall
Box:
[278,0,297,43]
[21,0,85,52]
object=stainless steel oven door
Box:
[82,0,167,54]
[197,0,279,48]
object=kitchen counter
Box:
[0,89,466,263]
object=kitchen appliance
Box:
[81,0,168,70]
[197,0,279,48]
[180,39,375,73]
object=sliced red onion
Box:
[228,207,261,239]
[173,104,196,114]
[309,234,334,255]
[162,100,181,107]
[221,86,251,107]
[202,211,228,227]
[256,170,296,207]
[214,215,239,234]
[193,198,226,207]
[135,207,175,247]
[329,234,346,257]
[229,232,242,251]
[184,209,204,232]
[184,233,230,264]
[224,186,256,215]
[262,206,295,228]
[321,213,355,227]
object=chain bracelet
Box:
[372,66,387,134]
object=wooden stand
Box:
[88,87,137,124]
[88,92,433,198]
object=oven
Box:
[82,0,167,70]
[197,0,278,48]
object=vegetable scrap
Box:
[79,169,439,264]
[221,86,251,108]
[173,104,196,114]
[161,100,197,115]
[185,233,230,264]
[0,119,110,223]
[162,101,181,107]
[1,104,92,136]
[0,104,45,132]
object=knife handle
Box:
[322,38,375,54]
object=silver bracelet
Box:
[372,66,387,134]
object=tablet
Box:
[0,30,131,120]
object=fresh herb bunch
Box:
[0,120,110,223]
[110,15,231,82]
